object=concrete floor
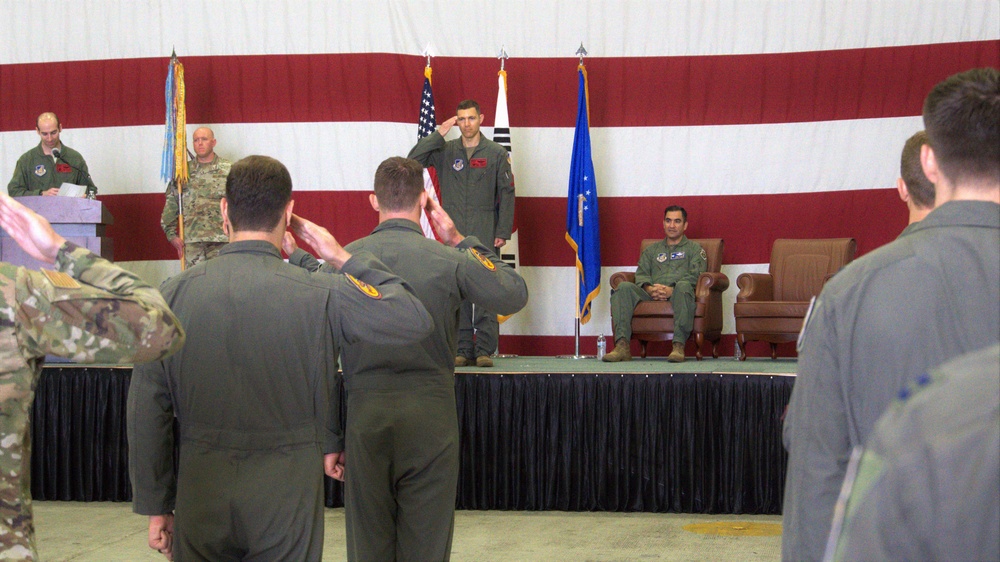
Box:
[34,502,781,561]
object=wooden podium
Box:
[0,196,113,269]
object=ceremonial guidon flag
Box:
[565,62,601,325]
[417,63,442,240]
[160,52,189,268]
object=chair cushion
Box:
[734,301,811,318]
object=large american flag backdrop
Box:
[2,1,998,356]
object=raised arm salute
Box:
[0,193,184,560]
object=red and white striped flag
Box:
[417,64,442,240]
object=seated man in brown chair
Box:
[604,205,707,363]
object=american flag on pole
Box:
[417,63,442,240]
[417,65,436,139]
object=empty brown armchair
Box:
[734,238,856,360]
[609,239,729,360]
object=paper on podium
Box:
[58,183,86,197]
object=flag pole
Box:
[558,43,595,360]
[493,45,519,359]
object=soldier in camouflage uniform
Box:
[161,127,231,269]
[0,193,185,561]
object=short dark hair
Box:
[457,99,481,114]
[922,68,1000,186]
[374,157,424,212]
[900,131,934,209]
[225,155,292,232]
[664,205,688,222]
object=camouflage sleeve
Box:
[161,181,180,241]
[455,236,528,315]
[127,359,176,515]
[16,242,185,364]
[333,252,433,346]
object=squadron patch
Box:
[468,248,497,271]
[656,253,668,263]
[34,165,46,177]
[345,273,381,299]
[700,248,708,261]
[669,251,686,260]
[452,159,465,171]
[41,269,81,289]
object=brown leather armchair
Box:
[734,238,856,360]
[609,238,729,360]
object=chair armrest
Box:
[695,272,729,299]
[610,271,636,290]
[736,273,774,302]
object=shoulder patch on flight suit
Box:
[468,248,497,271]
[700,248,708,261]
[345,273,382,299]
[41,269,81,289]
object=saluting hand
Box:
[437,116,458,137]
[289,214,352,269]
[425,197,463,247]
[281,231,299,257]
[0,193,67,263]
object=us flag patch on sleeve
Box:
[41,269,81,289]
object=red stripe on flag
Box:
[102,191,378,262]
[3,41,996,132]
[102,189,905,265]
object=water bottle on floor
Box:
[596,334,606,360]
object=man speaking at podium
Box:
[6,112,96,197]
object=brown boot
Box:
[602,339,632,362]
[667,341,685,363]
[455,356,472,367]
[475,355,494,368]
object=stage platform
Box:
[30,357,796,515]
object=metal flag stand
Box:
[557,42,595,360]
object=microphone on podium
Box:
[51,148,97,198]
